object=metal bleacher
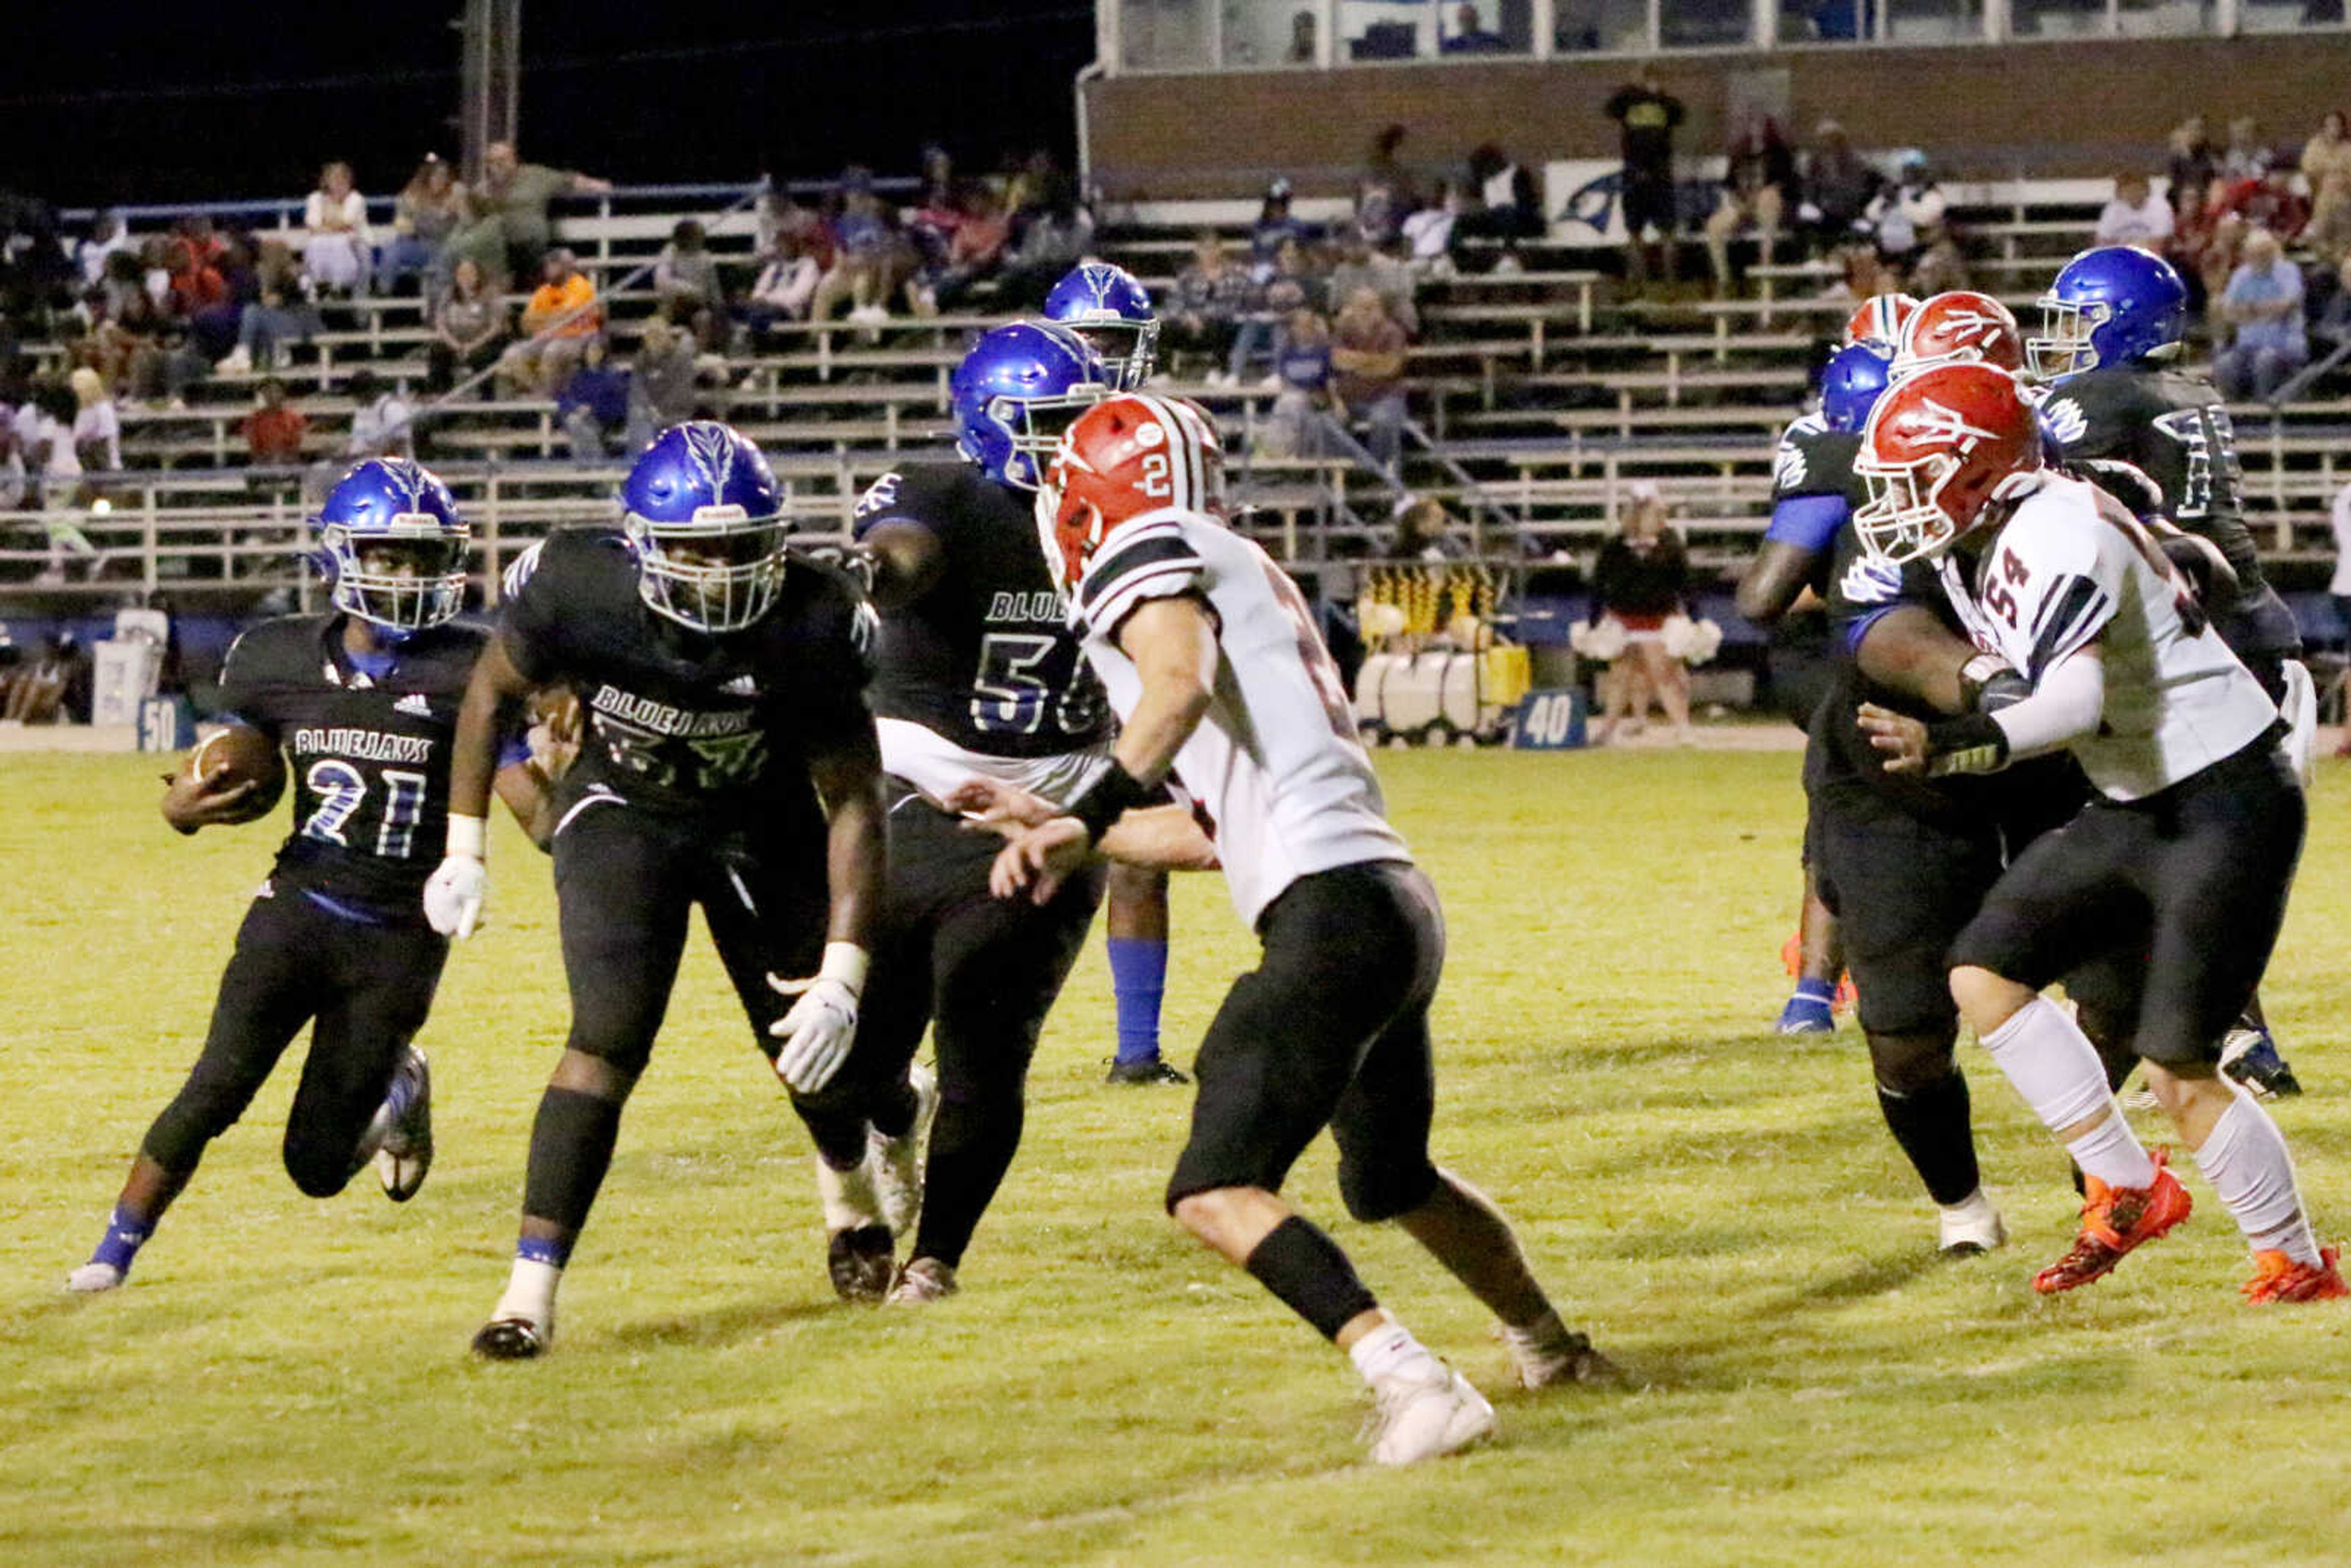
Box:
[9,174,2350,621]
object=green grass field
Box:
[5,748,2348,1567]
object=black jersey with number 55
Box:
[853,462,1112,759]
[498,527,877,830]
[216,614,489,923]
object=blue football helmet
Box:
[951,321,1112,490]
[2027,246,2188,382]
[1818,342,1894,433]
[315,457,469,634]
[621,421,791,633]
[1043,261,1159,391]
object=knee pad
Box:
[1867,1031,1960,1098]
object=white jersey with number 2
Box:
[1932,471,2277,801]
[1069,508,1411,926]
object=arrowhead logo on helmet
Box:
[1853,364,2042,566]
[1890,292,2025,379]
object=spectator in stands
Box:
[1864,154,1948,270]
[2213,228,2308,400]
[1605,67,1684,285]
[241,378,307,466]
[163,238,230,349]
[1355,125,1415,246]
[1330,285,1409,472]
[1161,233,1253,382]
[557,336,634,462]
[500,249,601,396]
[1390,496,1468,560]
[20,378,83,511]
[811,170,911,327]
[997,172,1094,309]
[2168,116,2219,213]
[1327,231,1419,336]
[1704,110,1794,295]
[301,162,371,297]
[377,155,465,298]
[1589,483,1693,746]
[1805,122,1881,255]
[2311,254,2351,374]
[2304,111,2351,266]
[222,240,323,373]
[1442,1,1510,50]
[4,634,85,723]
[1401,182,1460,276]
[1286,7,1318,61]
[2221,116,2271,184]
[633,318,703,433]
[426,257,508,394]
[743,230,825,333]
[1251,180,1316,278]
[2095,172,2175,249]
[449,140,614,287]
[912,181,1009,314]
[1461,143,1544,263]
[69,367,120,475]
[1907,230,1971,296]
[78,211,133,292]
[1798,121,1880,252]
[342,369,414,460]
[1818,242,1900,307]
[2219,162,2311,243]
[1258,306,1332,457]
[654,218,726,324]
[2169,181,2230,313]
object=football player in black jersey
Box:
[2028,246,2306,1099]
[1044,263,1192,1086]
[1738,337,1892,1036]
[427,422,889,1357]
[67,460,541,1293]
[832,321,1192,1307]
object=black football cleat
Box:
[827,1224,895,1303]
[374,1047,434,1202]
[470,1318,547,1360]
[1105,1058,1191,1087]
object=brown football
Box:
[186,725,287,820]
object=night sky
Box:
[4,1,1095,209]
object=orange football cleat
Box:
[2031,1148,2193,1295]
[2242,1245,2348,1305]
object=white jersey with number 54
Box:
[1069,508,1412,926]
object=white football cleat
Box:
[66,1262,125,1294]
[884,1256,958,1307]
[1937,1189,2008,1256]
[1364,1362,1496,1466]
[870,1064,938,1239]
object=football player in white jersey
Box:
[984,392,1620,1466]
[1847,362,2342,1304]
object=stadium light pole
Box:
[456,0,523,182]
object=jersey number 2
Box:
[301,762,429,858]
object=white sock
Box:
[1938,1188,1999,1223]
[2192,1091,2321,1266]
[1348,1321,1438,1386]
[492,1258,562,1331]
[1499,1307,1570,1360]
[1980,997,2156,1190]
[815,1154,881,1232]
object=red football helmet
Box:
[1891,291,2025,377]
[1853,362,2044,565]
[1035,392,1225,595]
[1843,292,1921,348]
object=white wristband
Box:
[817,941,871,999]
[446,812,487,860]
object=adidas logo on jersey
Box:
[721,675,760,697]
[394,694,435,719]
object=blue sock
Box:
[1791,977,1835,1007]
[1107,937,1168,1065]
[91,1203,153,1274]
[517,1234,571,1269]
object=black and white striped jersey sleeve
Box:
[1073,515,1209,641]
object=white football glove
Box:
[767,943,869,1094]
[424,814,488,939]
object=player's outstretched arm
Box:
[948,778,1218,871]
[1734,539,1821,628]
[766,725,887,1095]
[425,636,534,937]
[992,596,1218,905]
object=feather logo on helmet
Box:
[1891,397,2001,453]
